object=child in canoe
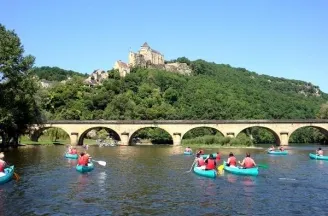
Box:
[226,152,237,167]
[317,147,323,156]
[0,152,10,177]
[185,147,192,152]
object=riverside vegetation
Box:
[1,23,328,147]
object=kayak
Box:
[267,150,288,155]
[184,151,193,155]
[223,161,258,176]
[309,153,328,160]
[65,153,79,159]
[193,164,217,178]
[0,165,14,184]
[76,162,94,173]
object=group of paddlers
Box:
[67,145,92,166]
[268,145,285,152]
[185,147,257,171]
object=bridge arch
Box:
[289,125,328,144]
[129,127,173,145]
[181,126,224,139]
[30,126,71,143]
[78,127,121,146]
[236,126,281,145]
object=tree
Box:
[0,24,42,146]
[317,102,328,119]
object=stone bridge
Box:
[29,119,328,146]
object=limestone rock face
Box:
[165,62,192,75]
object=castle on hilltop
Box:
[113,42,191,77]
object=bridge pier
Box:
[280,132,289,146]
[70,132,79,146]
[173,133,181,145]
[226,132,235,138]
[121,132,129,146]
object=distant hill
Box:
[31,66,88,81]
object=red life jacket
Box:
[228,156,237,166]
[244,157,255,168]
[0,160,5,172]
[78,155,89,166]
[216,154,221,161]
[71,149,77,154]
[198,158,205,166]
[206,159,216,170]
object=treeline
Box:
[31,66,88,81]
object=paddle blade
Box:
[97,161,106,166]
[13,172,20,181]
[218,164,224,171]
[258,164,269,169]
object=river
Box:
[0,145,327,215]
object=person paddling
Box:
[279,146,285,151]
[197,149,204,155]
[317,147,324,156]
[239,153,256,168]
[268,145,275,151]
[195,154,205,167]
[203,154,216,170]
[226,152,237,167]
[185,147,192,152]
[216,151,221,163]
[71,147,78,155]
[0,152,9,177]
[78,152,90,166]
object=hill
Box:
[31,66,88,81]
[36,58,328,144]
[38,58,328,120]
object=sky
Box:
[1,0,328,93]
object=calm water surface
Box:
[1,145,327,216]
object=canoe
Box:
[267,150,288,155]
[0,165,14,184]
[184,151,193,155]
[309,153,328,160]
[193,164,217,178]
[76,162,94,173]
[223,161,258,176]
[65,153,79,159]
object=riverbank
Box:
[19,136,97,145]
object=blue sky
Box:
[1,0,328,92]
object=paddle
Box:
[13,172,20,181]
[92,160,106,166]
[218,164,224,171]
[257,164,269,169]
[185,160,196,173]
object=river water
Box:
[0,145,327,216]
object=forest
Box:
[1,23,328,146]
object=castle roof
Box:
[117,60,129,69]
[141,42,162,55]
[142,42,149,47]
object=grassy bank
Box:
[181,134,254,148]
[19,136,98,145]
